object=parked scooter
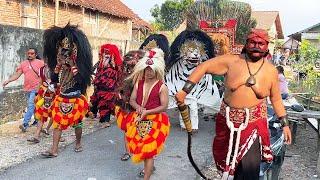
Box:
[260,96,304,180]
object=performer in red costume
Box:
[117,48,170,180]
[28,64,58,143]
[89,44,123,128]
[176,29,292,179]
[41,24,92,157]
[115,50,145,161]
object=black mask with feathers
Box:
[139,34,170,65]
[43,24,93,92]
[169,30,215,69]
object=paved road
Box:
[0,110,216,180]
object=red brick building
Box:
[0,0,150,42]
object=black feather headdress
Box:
[43,23,93,90]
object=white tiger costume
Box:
[165,30,222,130]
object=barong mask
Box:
[99,44,122,69]
[57,37,78,66]
[168,30,215,69]
[100,49,114,67]
[123,50,145,75]
[55,37,79,92]
[245,29,269,62]
[180,40,206,66]
[43,24,93,94]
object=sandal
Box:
[27,137,40,144]
[101,122,111,128]
[41,151,57,158]
[121,153,131,161]
[138,166,156,178]
[74,146,83,152]
[41,129,50,135]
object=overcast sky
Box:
[121,0,320,37]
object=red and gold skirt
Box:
[115,106,170,163]
[34,85,56,123]
[51,95,88,130]
[115,105,135,132]
[213,100,272,173]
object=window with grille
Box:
[84,10,99,36]
[21,2,39,29]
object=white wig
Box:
[128,48,165,83]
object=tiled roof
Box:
[132,15,151,29]
[251,11,284,39]
[60,0,136,19]
[59,0,151,29]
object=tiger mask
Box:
[168,30,215,69]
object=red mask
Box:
[245,37,268,61]
[99,49,113,68]
[245,29,269,61]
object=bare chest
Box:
[225,60,272,97]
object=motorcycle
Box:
[260,96,304,180]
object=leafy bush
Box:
[291,40,320,97]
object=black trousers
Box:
[90,105,98,116]
[99,113,111,123]
[234,139,261,180]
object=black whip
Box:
[178,103,210,180]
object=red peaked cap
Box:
[247,29,270,43]
[100,44,122,65]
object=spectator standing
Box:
[2,48,44,132]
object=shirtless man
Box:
[176,29,291,179]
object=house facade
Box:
[290,23,320,50]
[0,0,150,54]
[251,11,284,55]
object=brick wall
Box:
[56,3,83,28]
[0,0,132,41]
[0,0,21,26]
[98,13,131,40]
[41,2,55,29]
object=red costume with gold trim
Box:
[123,80,170,163]
[51,95,88,130]
[116,48,170,163]
[34,66,59,123]
[175,29,291,179]
[213,100,272,175]
[43,24,93,130]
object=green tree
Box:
[150,0,194,31]
[292,40,320,96]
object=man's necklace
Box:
[245,54,265,86]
